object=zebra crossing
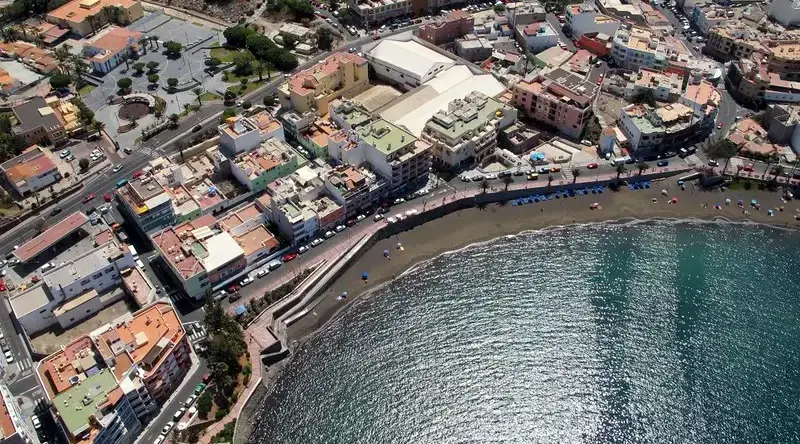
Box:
[184,322,207,344]
[16,357,32,372]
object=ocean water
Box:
[248,221,800,444]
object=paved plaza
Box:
[84,12,229,149]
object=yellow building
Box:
[278,52,370,116]
[46,0,144,37]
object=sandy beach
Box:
[285,180,800,340]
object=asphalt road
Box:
[545,13,576,52]
[138,359,208,444]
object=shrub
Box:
[78,158,89,171]
[242,100,251,109]
[49,73,72,89]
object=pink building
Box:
[512,68,599,139]
[418,10,474,45]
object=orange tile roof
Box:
[0,393,16,439]
[87,26,142,61]
[233,224,278,257]
[39,336,97,397]
[287,52,367,97]
[101,301,184,373]
[48,0,138,23]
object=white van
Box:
[128,245,139,261]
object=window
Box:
[93,272,103,279]
[80,278,91,285]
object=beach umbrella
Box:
[671,197,679,204]
[361,272,368,281]
[751,199,758,205]
[768,209,774,216]
[342,292,348,299]
[677,180,684,185]
[383,249,390,257]
[661,189,668,196]
[725,198,731,204]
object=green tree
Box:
[146,60,159,73]
[706,139,739,174]
[168,113,179,127]
[132,61,145,75]
[637,161,648,175]
[494,3,505,11]
[283,34,297,50]
[147,74,159,85]
[223,25,255,48]
[233,50,255,76]
[49,73,72,89]
[245,33,274,61]
[220,107,236,123]
[615,163,626,179]
[263,95,275,107]
[480,178,489,194]
[53,44,72,65]
[91,119,105,134]
[239,76,248,90]
[167,77,178,92]
[78,158,89,171]
[571,167,580,184]
[197,391,213,419]
[164,40,182,58]
[316,27,333,51]
[632,89,656,107]
[69,54,88,83]
[116,77,132,93]
[205,56,222,68]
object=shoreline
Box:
[241,181,800,441]
[285,182,800,342]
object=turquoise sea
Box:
[248,221,800,444]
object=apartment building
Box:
[325,165,388,217]
[595,0,645,25]
[216,202,280,264]
[690,2,731,35]
[348,0,410,25]
[117,177,175,235]
[618,102,704,154]
[83,26,143,73]
[46,0,143,37]
[506,0,546,26]
[11,96,67,146]
[705,23,771,60]
[678,79,721,127]
[565,3,620,38]
[261,176,344,244]
[511,68,599,139]
[278,52,369,116]
[96,301,190,402]
[0,145,62,197]
[10,239,136,334]
[218,116,261,154]
[151,216,246,299]
[515,22,558,53]
[418,10,474,45]
[37,337,143,444]
[630,68,684,101]
[455,36,494,62]
[421,91,516,169]
[611,26,670,71]
[230,138,307,192]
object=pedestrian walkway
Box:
[15,357,32,373]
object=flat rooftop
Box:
[233,225,278,257]
[39,335,98,398]
[356,119,416,156]
[120,267,154,307]
[52,368,116,436]
[45,241,122,289]
[15,212,89,263]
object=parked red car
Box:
[0,280,7,292]
[717,122,723,129]
[202,373,211,383]
[551,166,562,173]
[743,163,754,172]
[282,253,297,262]
[82,193,95,203]
[104,193,112,202]
[587,163,599,169]
[132,170,144,179]
[227,284,240,293]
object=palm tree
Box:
[480,178,489,194]
[126,115,137,128]
[773,164,785,181]
[122,52,130,71]
[501,174,513,191]
[183,103,190,114]
[571,167,580,184]
[615,164,626,179]
[138,37,147,55]
[70,54,89,83]
[193,87,203,105]
[637,161,648,176]
[547,174,554,187]
[91,120,105,134]
[735,164,743,178]
[53,44,72,66]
